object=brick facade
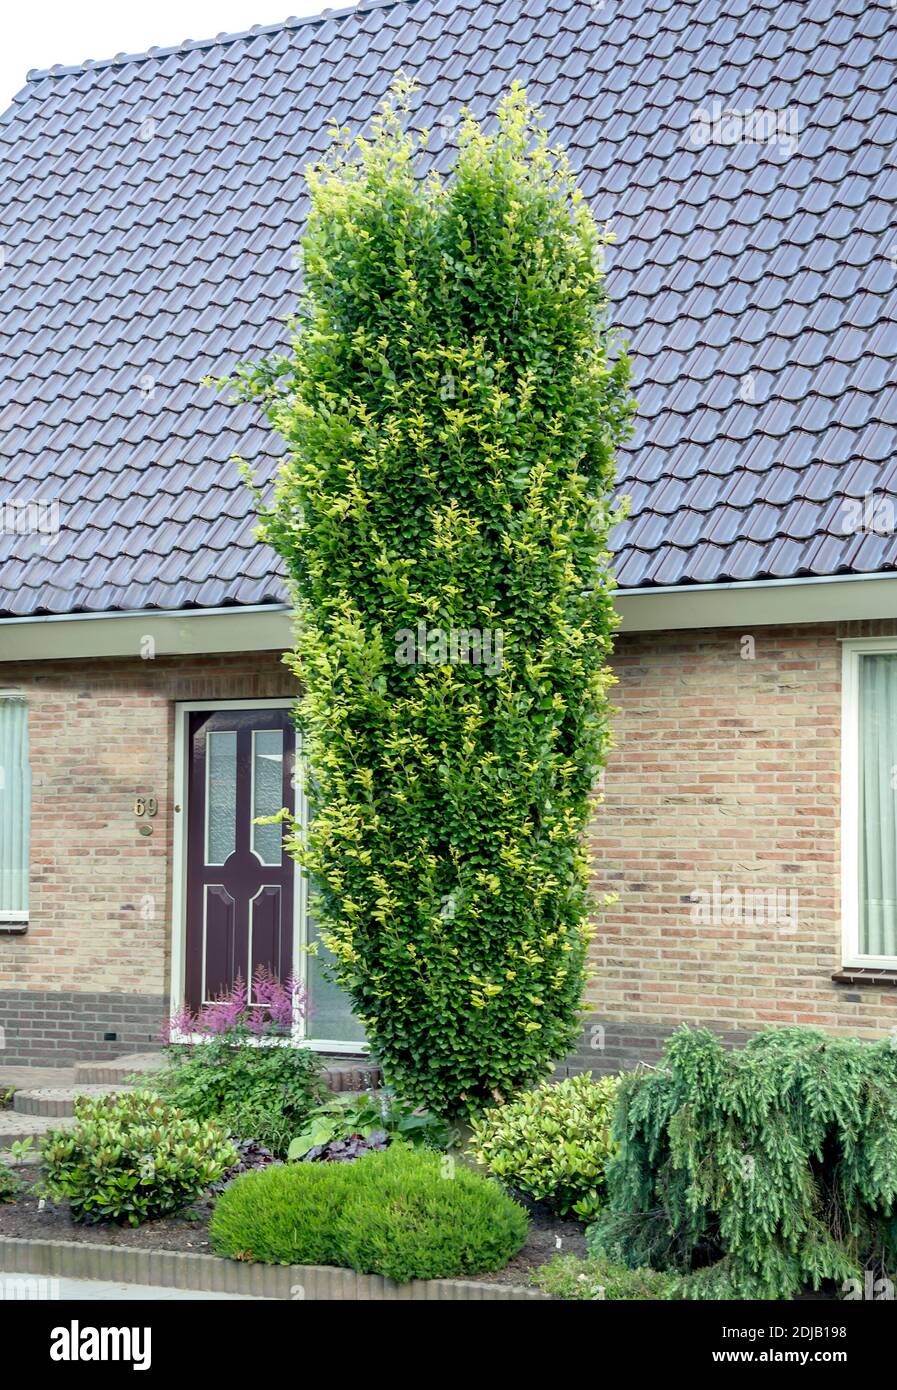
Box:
[2,621,895,1070]
[577,619,897,1075]
[0,650,297,1064]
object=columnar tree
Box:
[229,82,634,1115]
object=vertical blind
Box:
[860,655,897,957]
[0,696,30,918]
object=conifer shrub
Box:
[589,1026,897,1299]
[221,80,633,1116]
[210,1142,528,1281]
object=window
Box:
[843,643,897,966]
[0,694,30,923]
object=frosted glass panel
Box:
[206,730,236,865]
[252,730,283,865]
[306,910,367,1045]
[0,698,30,917]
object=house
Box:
[0,0,895,1071]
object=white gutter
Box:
[617,571,897,633]
[0,603,294,662]
[0,573,895,661]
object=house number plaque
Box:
[134,797,158,818]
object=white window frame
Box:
[0,688,29,928]
[170,698,366,1053]
[841,637,897,968]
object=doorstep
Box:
[0,1051,384,1150]
[2,1052,381,1094]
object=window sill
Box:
[832,967,897,988]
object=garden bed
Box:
[0,1167,582,1289]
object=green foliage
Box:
[210,1142,528,1281]
[590,1026,897,1300]
[288,1087,452,1160]
[220,79,634,1117]
[41,1092,236,1226]
[0,1161,23,1203]
[533,1254,683,1301]
[469,1072,618,1216]
[158,1039,326,1157]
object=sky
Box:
[0,0,328,110]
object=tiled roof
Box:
[0,0,895,616]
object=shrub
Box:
[288,1088,452,1161]
[533,1254,683,1301]
[209,1161,344,1267]
[158,1040,324,1158]
[219,79,634,1116]
[210,1143,528,1281]
[41,1092,236,1226]
[590,1026,897,1300]
[469,1073,618,1217]
[159,973,326,1157]
[335,1145,528,1282]
[0,1162,22,1203]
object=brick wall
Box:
[3,621,896,1071]
[574,618,897,1076]
[0,650,297,1063]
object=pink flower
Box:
[162,968,309,1043]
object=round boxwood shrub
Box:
[209,1161,344,1267]
[469,1073,618,1217]
[210,1142,528,1282]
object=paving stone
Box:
[0,1111,74,1148]
[13,1084,131,1118]
[73,1054,162,1085]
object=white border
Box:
[841,638,897,969]
[170,698,365,1053]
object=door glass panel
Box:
[306,910,367,1045]
[252,729,284,865]
[205,730,237,865]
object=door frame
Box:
[170,697,365,1054]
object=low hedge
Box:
[210,1142,528,1282]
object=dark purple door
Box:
[185,707,295,1014]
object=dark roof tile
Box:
[0,0,894,614]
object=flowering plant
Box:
[162,967,305,1042]
[157,970,324,1157]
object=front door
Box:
[185,706,295,1014]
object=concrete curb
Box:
[0,1235,547,1300]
